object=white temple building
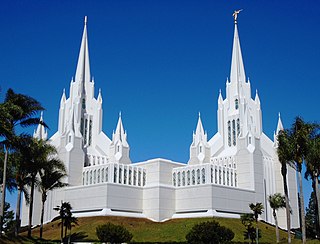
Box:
[22,16,299,229]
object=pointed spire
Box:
[113,112,128,146]
[75,16,91,93]
[33,112,48,140]
[230,19,246,86]
[196,112,205,136]
[276,112,284,135]
[255,89,260,104]
[218,89,223,104]
[97,88,102,103]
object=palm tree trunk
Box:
[256,219,259,244]
[28,175,36,238]
[274,209,280,243]
[0,148,8,236]
[40,198,45,239]
[281,162,291,243]
[61,218,64,243]
[297,165,306,244]
[15,188,22,237]
[314,171,320,238]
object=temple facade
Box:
[21,16,299,229]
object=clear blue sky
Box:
[1,1,319,213]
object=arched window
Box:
[235,99,239,110]
[228,121,231,146]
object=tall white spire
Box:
[276,112,284,135]
[33,112,48,140]
[75,16,91,93]
[112,112,128,147]
[230,21,246,87]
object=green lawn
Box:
[12,216,319,243]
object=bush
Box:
[186,220,234,244]
[96,222,133,243]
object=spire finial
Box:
[84,16,88,25]
[119,111,122,118]
[278,112,281,118]
[233,9,243,24]
[198,111,201,118]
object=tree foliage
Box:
[306,192,319,239]
[186,220,234,244]
[96,222,133,244]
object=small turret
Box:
[33,112,48,140]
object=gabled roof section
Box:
[75,16,91,93]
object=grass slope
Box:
[19,216,318,243]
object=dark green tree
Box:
[186,220,234,244]
[2,202,14,233]
[268,193,286,243]
[241,213,260,244]
[306,192,318,239]
[96,222,133,244]
[38,158,67,239]
[0,88,45,235]
[249,202,264,244]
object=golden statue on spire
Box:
[232,9,243,23]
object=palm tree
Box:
[54,201,73,242]
[277,129,294,243]
[305,132,320,237]
[0,88,45,235]
[39,162,67,239]
[24,139,60,237]
[249,202,264,244]
[291,117,314,244]
[268,193,286,243]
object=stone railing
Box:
[82,162,146,187]
[172,157,237,188]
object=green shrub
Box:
[186,220,234,244]
[96,222,133,243]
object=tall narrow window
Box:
[187,170,191,185]
[106,167,109,182]
[101,168,105,183]
[124,168,127,184]
[173,173,176,186]
[82,98,86,109]
[192,170,195,185]
[97,169,100,183]
[235,99,239,110]
[93,170,96,184]
[80,118,84,135]
[201,168,206,184]
[232,119,236,146]
[177,172,181,186]
[89,119,92,145]
[138,171,141,186]
[143,171,146,186]
[119,167,122,184]
[237,118,240,136]
[129,169,132,185]
[114,166,117,183]
[228,121,231,146]
[182,171,185,186]
[197,169,200,184]
[89,171,92,184]
[84,118,88,145]
[134,169,137,185]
